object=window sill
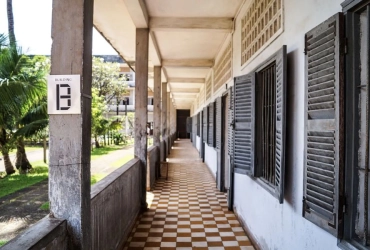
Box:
[255,177,276,198]
[338,239,370,250]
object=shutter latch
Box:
[230,119,235,130]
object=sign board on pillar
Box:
[48,75,81,114]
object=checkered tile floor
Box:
[124,139,254,250]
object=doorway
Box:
[176,109,190,138]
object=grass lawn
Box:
[39,154,134,211]
[0,161,48,199]
[0,240,7,247]
[91,144,126,160]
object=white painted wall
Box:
[230,0,343,249]
[196,136,201,152]
[204,144,217,178]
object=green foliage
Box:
[0,36,48,174]
[39,201,49,210]
[91,88,107,139]
[0,161,48,198]
[0,240,8,247]
[92,57,128,103]
[112,131,123,145]
[90,144,123,160]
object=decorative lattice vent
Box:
[214,41,232,92]
[199,86,205,106]
[206,76,212,100]
[241,0,283,65]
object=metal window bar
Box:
[260,63,276,185]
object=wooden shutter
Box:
[303,13,344,236]
[274,46,287,203]
[216,97,222,151]
[228,87,234,157]
[186,117,192,133]
[208,102,214,146]
[197,113,200,136]
[202,107,208,142]
[234,73,255,175]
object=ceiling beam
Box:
[171,88,200,93]
[163,59,213,68]
[150,17,233,33]
[123,0,149,28]
[169,77,205,83]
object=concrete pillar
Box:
[161,83,167,139]
[134,28,149,210]
[49,0,93,248]
[153,66,161,178]
[167,94,171,154]
[161,83,167,158]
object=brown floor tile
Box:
[123,140,254,250]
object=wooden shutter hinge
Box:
[344,37,348,54]
[343,196,347,213]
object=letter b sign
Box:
[48,75,81,114]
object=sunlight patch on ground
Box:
[146,191,154,208]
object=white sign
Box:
[47,75,81,114]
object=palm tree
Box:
[7,0,16,47]
[0,39,46,175]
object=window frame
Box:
[341,0,370,248]
[232,45,286,203]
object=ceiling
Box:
[93,0,244,109]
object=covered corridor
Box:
[124,139,254,249]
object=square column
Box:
[49,0,93,248]
[134,28,149,210]
[161,83,168,139]
[153,66,161,178]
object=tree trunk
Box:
[1,147,15,175]
[0,128,15,175]
[15,137,32,174]
[94,134,100,148]
[7,0,16,47]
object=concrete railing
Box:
[147,145,158,190]
[1,217,68,250]
[2,139,178,249]
[91,158,141,250]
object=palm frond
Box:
[13,119,49,138]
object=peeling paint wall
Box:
[205,144,217,178]
[229,0,343,249]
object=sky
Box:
[0,0,117,55]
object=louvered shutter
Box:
[303,13,344,236]
[228,87,234,157]
[202,107,208,142]
[216,97,222,151]
[192,115,197,146]
[274,46,287,203]
[186,117,192,133]
[208,102,214,146]
[234,73,255,175]
[197,113,200,136]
